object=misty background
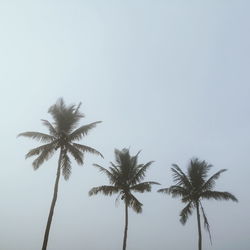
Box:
[0,1,249,250]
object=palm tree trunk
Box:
[122,202,128,250]
[41,150,63,250]
[196,201,202,250]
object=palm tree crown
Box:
[18,98,103,179]
[18,98,103,250]
[158,158,238,249]
[89,148,159,212]
[89,148,159,250]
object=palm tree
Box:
[18,98,103,250]
[89,148,159,250]
[158,158,238,250]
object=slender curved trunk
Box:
[196,201,202,250]
[122,202,128,250]
[42,149,63,250]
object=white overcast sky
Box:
[0,1,249,250]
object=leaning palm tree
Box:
[18,98,103,250]
[89,148,159,250]
[158,158,238,250]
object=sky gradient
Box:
[0,1,249,250]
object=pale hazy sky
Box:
[0,1,249,250]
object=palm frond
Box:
[201,190,238,202]
[190,159,212,177]
[25,142,56,159]
[93,164,116,184]
[200,202,212,244]
[109,162,120,176]
[130,161,154,185]
[32,144,56,170]
[72,143,103,158]
[66,143,83,165]
[74,102,82,115]
[180,202,193,224]
[126,193,143,213]
[158,185,188,198]
[109,164,121,184]
[61,153,71,180]
[130,150,141,168]
[18,132,55,143]
[69,121,102,141]
[89,186,120,196]
[48,98,84,134]
[114,148,127,165]
[202,169,227,191]
[130,181,160,193]
[171,164,192,188]
[157,188,169,194]
[188,159,212,188]
[41,119,57,136]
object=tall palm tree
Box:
[18,98,103,250]
[89,148,159,250]
[158,158,238,250]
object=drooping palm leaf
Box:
[66,143,84,165]
[199,202,212,244]
[32,144,56,170]
[201,190,238,202]
[89,186,120,196]
[25,142,56,159]
[180,201,193,224]
[61,152,71,180]
[18,132,55,143]
[126,192,143,213]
